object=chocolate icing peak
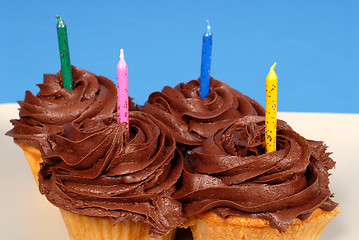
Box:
[7,66,118,147]
[219,119,266,157]
[141,78,265,145]
[38,111,186,237]
[21,66,116,124]
[7,66,139,149]
[174,116,337,231]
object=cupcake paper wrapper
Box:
[60,209,177,240]
[183,207,339,240]
[20,145,42,185]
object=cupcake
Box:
[37,111,186,239]
[173,116,339,240]
[140,78,265,148]
[7,66,135,184]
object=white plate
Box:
[0,103,358,240]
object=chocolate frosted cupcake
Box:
[7,66,135,183]
[173,116,339,240]
[38,111,185,240]
[140,78,265,147]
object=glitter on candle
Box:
[117,48,129,130]
[265,62,278,153]
[56,15,73,90]
[199,20,213,99]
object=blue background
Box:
[0,0,358,113]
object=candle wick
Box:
[270,62,277,71]
[206,19,211,30]
[56,15,62,22]
[120,49,125,59]
[56,15,66,28]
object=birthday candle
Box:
[56,15,73,90]
[199,20,212,99]
[265,62,278,153]
[117,49,129,129]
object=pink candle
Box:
[117,49,129,129]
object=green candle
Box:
[56,15,73,90]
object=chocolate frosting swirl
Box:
[7,66,136,148]
[140,78,265,146]
[173,116,337,231]
[38,111,186,237]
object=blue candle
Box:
[199,20,212,99]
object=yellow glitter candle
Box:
[265,62,278,153]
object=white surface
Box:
[1,103,358,240]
